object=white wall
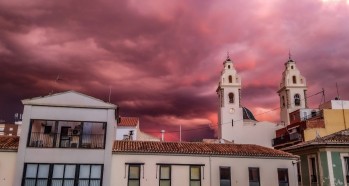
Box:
[0,151,17,186]
[116,126,138,140]
[111,153,298,186]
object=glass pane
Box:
[128,180,140,186]
[51,180,63,186]
[191,167,200,180]
[249,168,259,182]
[24,179,36,186]
[249,182,260,186]
[38,165,50,178]
[53,165,64,178]
[26,164,38,178]
[63,180,75,186]
[78,180,89,186]
[190,181,200,186]
[91,165,101,178]
[90,180,101,186]
[129,166,140,179]
[79,165,90,178]
[65,165,76,178]
[220,180,231,186]
[37,179,48,186]
[160,166,170,179]
[160,180,170,186]
[278,169,288,182]
[220,167,230,180]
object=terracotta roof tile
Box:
[0,136,19,151]
[112,140,297,158]
[118,117,139,127]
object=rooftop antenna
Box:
[288,49,292,60]
[161,130,165,141]
[108,86,112,103]
[51,74,63,94]
[336,82,340,100]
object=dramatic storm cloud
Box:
[1,0,349,141]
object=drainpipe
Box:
[161,130,165,141]
[209,156,212,186]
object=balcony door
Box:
[60,126,71,148]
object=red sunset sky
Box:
[1,0,349,141]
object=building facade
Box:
[14,91,117,186]
[283,129,349,186]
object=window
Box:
[22,163,103,186]
[344,157,349,183]
[228,76,232,83]
[249,167,260,186]
[292,76,297,84]
[220,167,231,186]
[228,93,234,103]
[159,165,171,186]
[190,166,201,186]
[277,168,289,186]
[79,165,102,185]
[23,164,50,186]
[309,157,317,183]
[291,66,294,69]
[44,126,52,134]
[231,119,234,127]
[228,65,230,69]
[294,94,300,106]
[129,165,141,186]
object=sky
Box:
[1,0,349,141]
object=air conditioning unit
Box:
[72,129,80,135]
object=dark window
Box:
[22,163,103,186]
[231,119,234,127]
[291,66,294,69]
[249,167,260,186]
[344,157,349,183]
[277,168,289,186]
[44,126,52,134]
[228,93,234,103]
[190,166,201,186]
[294,94,301,106]
[159,165,171,186]
[292,76,297,84]
[310,157,317,183]
[282,96,285,108]
[128,165,141,186]
[228,65,230,69]
[220,167,231,186]
[228,76,232,83]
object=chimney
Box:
[161,130,165,141]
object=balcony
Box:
[272,132,302,147]
[28,132,105,149]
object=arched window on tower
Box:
[294,94,301,106]
[292,76,297,84]
[282,96,285,108]
[228,65,231,69]
[228,93,234,103]
[228,75,232,83]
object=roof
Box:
[22,90,116,109]
[243,107,257,121]
[112,141,297,159]
[282,129,349,151]
[118,117,139,127]
[0,136,19,151]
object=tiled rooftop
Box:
[0,136,19,151]
[113,140,298,159]
[118,117,139,127]
[282,129,349,151]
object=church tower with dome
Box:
[217,55,279,147]
[278,55,307,125]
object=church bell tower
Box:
[217,55,243,141]
[278,55,307,125]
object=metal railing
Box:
[28,132,105,149]
[272,132,302,147]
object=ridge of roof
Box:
[282,129,349,151]
[112,140,297,159]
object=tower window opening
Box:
[294,94,301,106]
[291,66,294,69]
[228,93,234,103]
[228,75,232,83]
[292,76,297,84]
[228,65,230,69]
[282,96,285,108]
[231,119,234,127]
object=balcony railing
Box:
[272,132,302,147]
[28,132,105,149]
